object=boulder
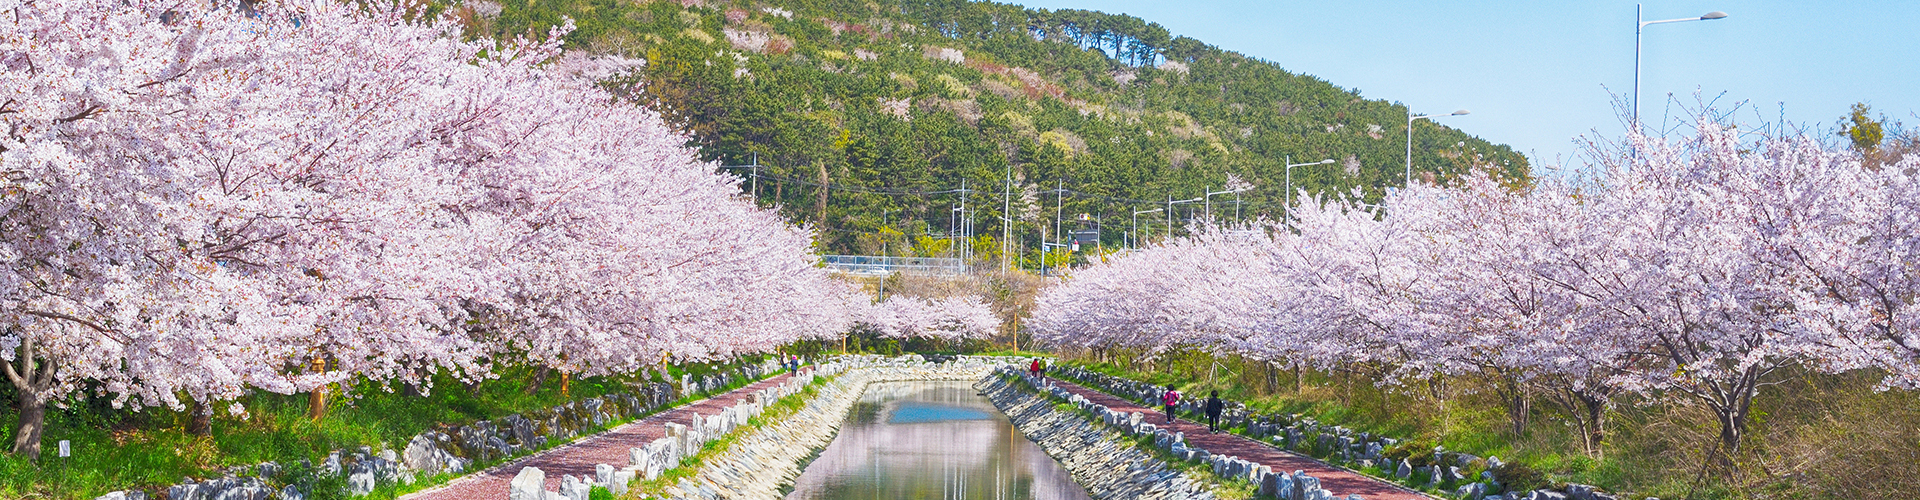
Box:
[610,470,634,496]
[1527,490,1570,500]
[347,472,375,496]
[508,467,545,500]
[595,464,614,486]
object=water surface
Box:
[785,380,1092,500]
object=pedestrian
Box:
[1160,384,1180,424]
[1029,358,1043,379]
[1204,390,1224,433]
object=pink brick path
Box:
[1046,378,1434,500]
[402,371,801,500]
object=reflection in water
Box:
[785,381,1092,500]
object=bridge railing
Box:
[819,255,965,276]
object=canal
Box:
[784,380,1093,500]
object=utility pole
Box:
[750,152,760,202]
[1054,179,1064,274]
[1002,164,1012,272]
[959,179,968,264]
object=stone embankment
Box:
[977,371,1219,500]
[502,355,1016,500]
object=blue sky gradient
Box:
[1010,0,1919,173]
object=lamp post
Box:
[1635,5,1728,135]
[1131,208,1163,249]
[1405,109,1470,185]
[1284,156,1337,222]
[1204,185,1249,220]
[1167,195,1203,235]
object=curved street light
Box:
[1284,156,1337,222]
[1405,109,1469,185]
[1634,5,1728,134]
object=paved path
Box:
[1045,378,1431,500]
[403,371,803,500]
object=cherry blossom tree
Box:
[861,295,999,341]
[0,0,860,458]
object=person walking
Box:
[1029,358,1043,379]
[1160,384,1181,424]
[1203,390,1224,433]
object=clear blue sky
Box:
[1010,0,1920,173]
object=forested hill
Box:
[465,0,1529,258]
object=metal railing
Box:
[820,255,965,276]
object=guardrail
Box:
[819,255,965,276]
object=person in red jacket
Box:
[1160,385,1181,424]
[1028,358,1043,379]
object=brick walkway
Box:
[1045,378,1431,500]
[402,371,802,500]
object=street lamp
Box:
[1284,156,1336,222]
[1405,109,1469,185]
[1204,184,1251,220]
[1131,208,1163,249]
[1635,5,1728,134]
[1167,195,1203,235]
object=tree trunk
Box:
[815,162,830,227]
[187,400,212,436]
[9,391,45,460]
[526,366,551,396]
[5,335,55,460]
[1264,361,1278,396]
[560,371,571,398]
[1495,374,1531,437]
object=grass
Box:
[0,358,780,500]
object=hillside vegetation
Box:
[467,0,1529,258]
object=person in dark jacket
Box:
[1203,390,1224,433]
[1160,384,1181,424]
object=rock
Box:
[325,451,342,476]
[169,479,199,500]
[559,475,589,500]
[1396,459,1412,479]
[279,485,304,500]
[256,462,280,479]
[595,464,614,486]
[1458,482,1486,500]
[347,472,376,496]
[95,492,128,500]
[1527,490,1569,500]
[610,470,634,496]
[509,467,545,500]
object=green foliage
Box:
[1843,102,1885,152]
[471,0,1530,260]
